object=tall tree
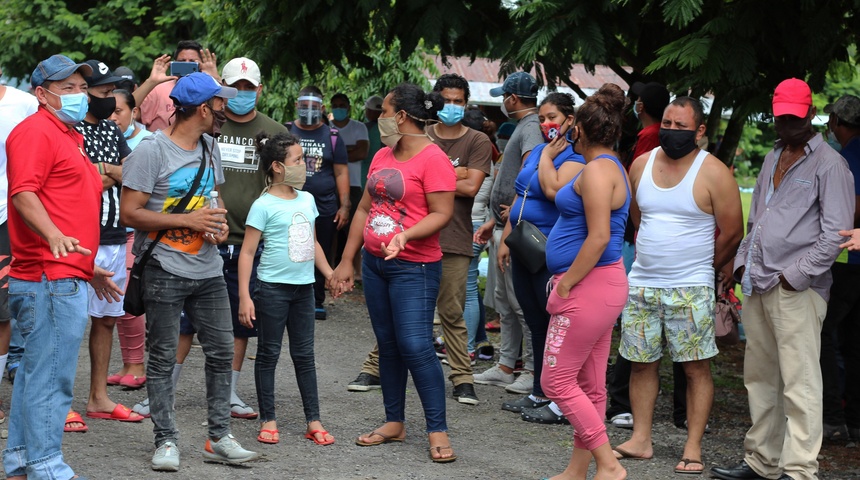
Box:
[0,0,206,79]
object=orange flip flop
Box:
[64,411,88,433]
[85,404,144,422]
[306,429,335,445]
[257,428,279,444]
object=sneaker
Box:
[315,307,327,320]
[347,372,381,392]
[501,395,550,413]
[442,352,476,366]
[434,337,446,359]
[203,434,260,465]
[452,383,479,405]
[152,441,180,471]
[6,363,17,384]
[610,412,633,429]
[133,397,151,418]
[474,365,514,387]
[476,343,494,361]
[824,423,848,442]
[505,371,534,394]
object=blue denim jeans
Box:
[465,222,488,352]
[143,262,233,447]
[253,281,319,423]
[3,277,89,479]
[362,251,447,433]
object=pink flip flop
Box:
[119,374,146,389]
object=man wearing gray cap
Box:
[3,54,122,480]
[121,72,259,471]
[820,94,860,442]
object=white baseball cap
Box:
[221,57,261,87]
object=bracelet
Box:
[97,163,105,175]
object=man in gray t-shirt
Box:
[474,71,544,408]
[120,72,259,471]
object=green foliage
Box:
[0,0,205,80]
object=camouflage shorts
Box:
[619,285,718,363]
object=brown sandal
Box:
[429,444,457,463]
[355,430,405,446]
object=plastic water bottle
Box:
[207,191,223,239]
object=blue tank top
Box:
[546,154,630,274]
[510,143,586,237]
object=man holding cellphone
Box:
[140,40,219,132]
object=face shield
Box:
[297,95,323,126]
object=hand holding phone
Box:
[169,61,199,77]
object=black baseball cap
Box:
[631,81,670,119]
[84,60,124,87]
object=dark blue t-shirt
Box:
[841,136,860,264]
[510,143,585,237]
[289,123,348,217]
[546,155,630,274]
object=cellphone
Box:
[170,61,199,77]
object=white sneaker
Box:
[204,434,260,465]
[474,364,515,387]
[133,397,150,417]
[610,413,634,429]
[152,441,180,471]
[505,371,534,394]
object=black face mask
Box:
[88,95,116,120]
[659,128,698,160]
[774,114,813,146]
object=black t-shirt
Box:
[76,119,131,245]
[288,123,348,217]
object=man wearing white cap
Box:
[217,56,289,420]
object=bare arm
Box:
[380,191,454,260]
[333,163,351,230]
[710,162,744,272]
[237,226,262,327]
[348,140,369,162]
[119,186,227,235]
[455,169,487,198]
[132,55,176,109]
[537,136,583,201]
[11,191,92,258]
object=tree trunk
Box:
[705,95,724,148]
[716,108,745,168]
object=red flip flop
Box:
[305,429,335,445]
[85,404,144,422]
[106,374,123,386]
[257,428,279,444]
[64,411,88,433]
[119,374,146,389]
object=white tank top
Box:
[628,148,715,288]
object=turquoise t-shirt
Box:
[245,190,319,285]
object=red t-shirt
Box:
[632,123,661,161]
[6,107,103,281]
[363,144,456,263]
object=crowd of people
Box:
[0,38,859,480]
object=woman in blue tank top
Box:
[538,84,631,480]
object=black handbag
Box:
[123,139,211,316]
[504,183,547,274]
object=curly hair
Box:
[433,74,470,103]
[388,83,445,128]
[576,83,628,147]
[540,92,576,118]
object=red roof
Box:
[430,56,629,90]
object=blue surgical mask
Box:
[633,101,641,120]
[827,131,842,152]
[331,108,349,122]
[437,104,465,126]
[44,90,88,124]
[227,90,257,115]
[123,122,135,138]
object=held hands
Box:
[380,233,408,260]
[238,297,255,329]
[328,263,354,299]
[90,266,123,303]
[50,235,92,259]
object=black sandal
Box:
[520,404,570,425]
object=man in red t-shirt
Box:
[3,54,121,480]
[630,82,670,160]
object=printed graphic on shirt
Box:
[76,121,124,229]
[149,165,215,255]
[288,212,314,263]
[217,135,258,172]
[300,137,325,178]
[366,168,406,237]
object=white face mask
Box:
[500,94,535,119]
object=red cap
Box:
[773,78,812,117]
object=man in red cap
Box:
[712,79,854,480]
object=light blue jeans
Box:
[3,277,89,479]
[465,222,488,352]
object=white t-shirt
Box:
[334,119,369,187]
[0,87,39,223]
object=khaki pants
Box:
[436,253,473,386]
[743,286,826,480]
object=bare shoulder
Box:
[628,152,649,185]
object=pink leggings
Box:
[541,260,628,451]
[117,232,145,364]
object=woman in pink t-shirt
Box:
[332,84,457,463]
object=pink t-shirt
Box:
[140,81,176,132]
[363,144,456,263]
